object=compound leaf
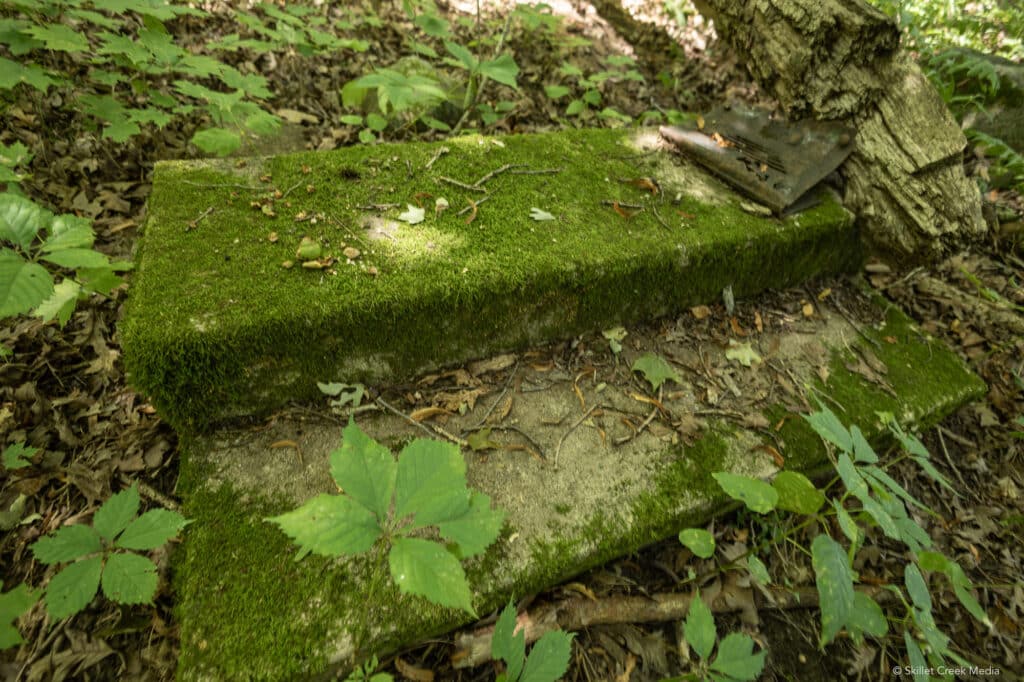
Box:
[389,537,474,615]
[519,628,574,682]
[43,557,102,619]
[331,420,397,520]
[266,494,380,558]
[116,509,189,550]
[492,601,525,680]
[804,407,853,453]
[93,483,140,541]
[101,552,158,605]
[31,524,101,565]
[33,279,81,327]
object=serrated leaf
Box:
[444,40,477,70]
[40,248,111,269]
[747,554,770,585]
[438,491,504,558]
[397,204,425,225]
[0,250,53,318]
[772,471,825,514]
[77,266,125,296]
[520,628,574,682]
[529,207,555,221]
[492,601,525,680]
[266,494,380,558]
[102,118,141,143]
[25,24,90,52]
[678,528,715,558]
[93,484,140,541]
[0,582,40,649]
[191,127,241,156]
[33,279,80,327]
[31,525,101,564]
[0,57,57,91]
[709,632,765,681]
[389,537,474,615]
[479,54,520,88]
[2,442,38,470]
[713,472,778,513]
[101,552,158,605]
[631,352,681,391]
[330,420,397,520]
[0,193,50,249]
[811,534,854,646]
[116,509,189,550]
[685,589,715,660]
[44,557,102,619]
[42,214,94,252]
[394,438,469,528]
[804,407,853,453]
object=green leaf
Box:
[904,630,929,682]
[42,214,94,252]
[358,129,377,145]
[849,425,878,463]
[40,248,110,270]
[904,563,932,611]
[0,582,40,650]
[93,484,140,541]
[421,116,451,132]
[862,465,924,511]
[544,84,570,99]
[0,250,53,319]
[712,472,778,514]
[492,601,525,680]
[191,128,241,156]
[684,590,715,660]
[243,109,281,137]
[772,471,825,514]
[116,509,189,550]
[266,494,381,558]
[389,537,474,615]
[101,552,158,605]
[2,442,38,470]
[847,591,888,640]
[520,628,574,682]
[0,193,50,249]
[330,419,397,520]
[394,438,470,528]
[678,528,715,558]
[444,41,477,70]
[804,407,853,453]
[365,113,388,132]
[43,556,102,619]
[811,534,854,646]
[0,57,57,91]
[529,207,556,221]
[709,633,765,681]
[479,54,520,89]
[339,114,363,126]
[414,13,449,37]
[631,352,681,392]
[31,524,101,564]
[565,99,585,116]
[437,491,505,558]
[747,554,770,585]
[33,279,79,326]
[833,499,859,544]
[77,267,126,296]
[25,24,90,52]
[102,118,141,143]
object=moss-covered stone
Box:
[123,128,858,430]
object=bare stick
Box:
[473,163,526,187]
[554,404,599,467]
[456,195,490,215]
[183,180,264,191]
[279,181,303,200]
[425,146,450,170]
[600,200,645,209]
[650,205,670,230]
[439,176,488,193]
[507,167,563,177]
[613,387,662,445]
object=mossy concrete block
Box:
[123,128,858,430]
[173,296,985,681]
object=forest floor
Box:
[1,1,1023,680]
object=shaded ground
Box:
[1,1,1022,680]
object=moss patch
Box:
[123,128,857,430]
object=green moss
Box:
[123,129,858,430]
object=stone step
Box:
[122,128,859,430]
[171,284,984,681]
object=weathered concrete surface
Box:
[122,128,858,430]
[172,285,985,681]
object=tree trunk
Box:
[691,0,986,262]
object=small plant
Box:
[545,55,643,124]
[344,655,393,682]
[492,601,573,682]
[0,582,40,650]
[267,419,505,615]
[2,441,38,470]
[30,483,189,619]
[663,589,766,682]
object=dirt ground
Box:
[1,1,1022,680]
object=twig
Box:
[465,361,519,430]
[473,163,526,187]
[439,176,488,193]
[356,202,401,211]
[425,146,450,170]
[935,426,971,491]
[600,200,644,209]
[186,206,214,231]
[375,396,468,447]
[279,181,303,200]
[457,195,490,215]
[830,300,882,349]
[650,205,670,230]
[183,180,264,191]
[490,425,546,460]
[507,167,564,177]
[554,404,599,468]
[613,389,662,446]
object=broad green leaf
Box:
[833,500,859,544]
[911,605,949,659]
[678,528,714,558]
[709,632,766,681]
[904,630,929,682]
[520,629,574,682]
[0,141,31,169]
[712,472,778,514]
[339,114,363,126]
[685,590,715,660]
[0,57,57,91]
[952,575,989,626]
[33,279,79,326]
[93,484,140,541]
[0,583,40,650]
[102,118,141,143]
[904,563,932,611]
[631,352,681,392]
[915,551,951,573]
[437,491,505,558]
[397,204,425,225]
[25,24,90,52]
[811,534,854,646]
[849,425,878,463]
[243,109,281,136]
[366,113,388,132]
[389,537,474,615]
[330,419,397,520]
[543,85,570,99]
[40,248,110,269]
[266,494,381,558]
[492,602,525,680]
[565,99,585,116]
[747,554,770,585]
[836,452,869,501]
[0,250,53,318]
[394,438,470,527]
[77,266,125,296]
[414,13,449,37]
[43,556,102,619]
[804,407,853,453]
[191,128,241,156]
[0,193,50,249]
[101,552,157,605]
[860,494,901,540]
[42,214,94,252]
[479,54,520,88]
[116,509,189,550]
[847,591,888,640]
[772,471,825,514]
[444,41,477,70]
[912,455,955,493]
[2,442,38,470]
[31,524,101,564]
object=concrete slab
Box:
[122,128,858,430]
[172,286,985,681]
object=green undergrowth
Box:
[123,128,856,430]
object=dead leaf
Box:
[754,310,763,333]
[469,354,516,376]
[691,305,711,320]
[394,657,434,682]
[270,440,299,450]
[802,302,815,317]
[615,653,637,682]
[729,317,748,337]
[410,406,450,422]
[275,108,318,124]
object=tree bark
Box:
[691,0,986,262]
